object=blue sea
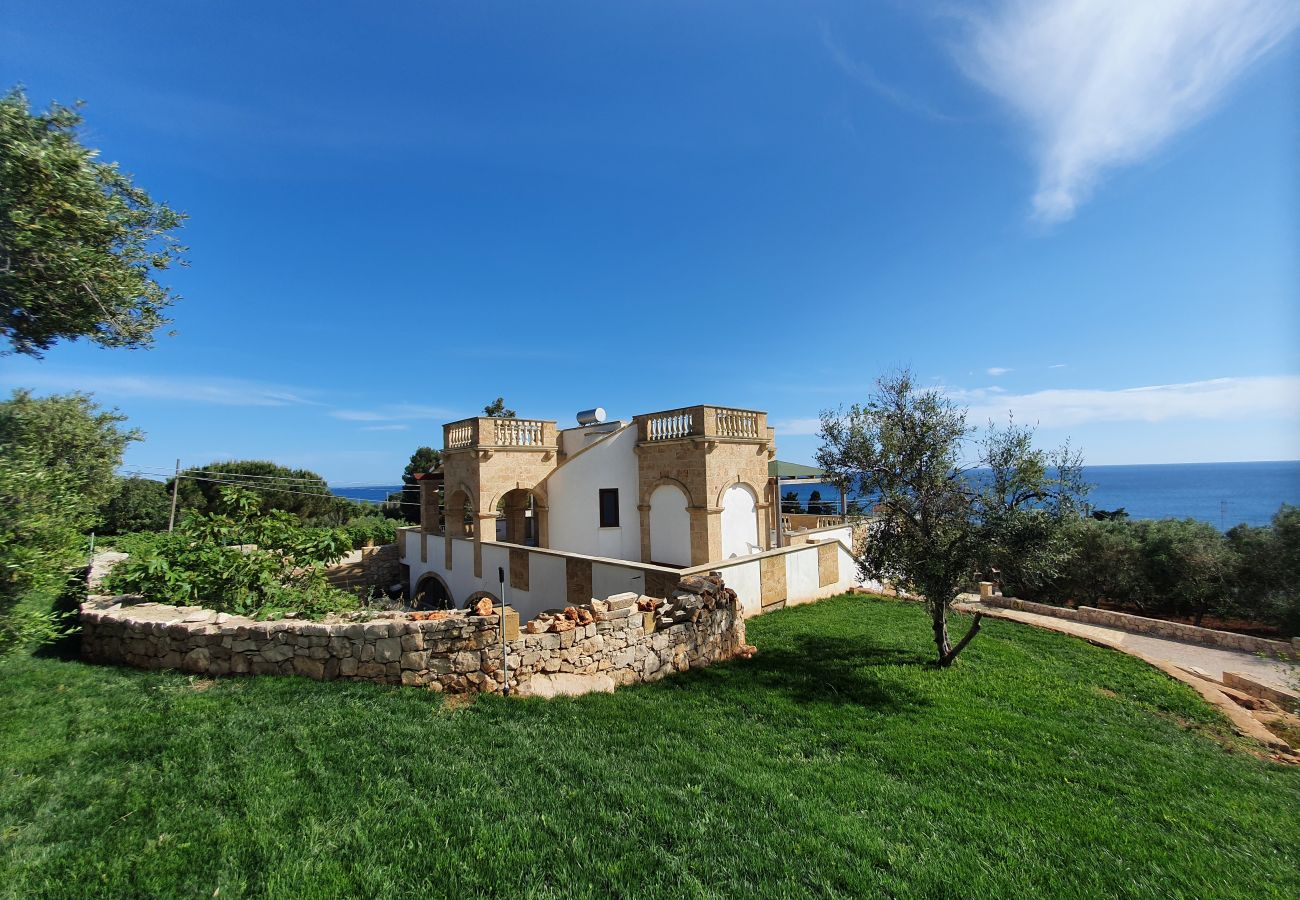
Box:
[777,461,1300,530]
[333,461,1300,531]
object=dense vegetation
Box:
[1,595,1295,897]
[104,488,362,619]
[173,460,363,524]
[0,390,135,651]
[1011,505,1300,635]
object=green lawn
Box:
[2,594,1297,898]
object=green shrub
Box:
[341,516,397,549]
[104,487,360,619]
[98,476,171,534]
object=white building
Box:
[398,404,860,620]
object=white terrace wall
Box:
[80,590,745,696]
[401,529,680,622]
[683,525,861,618]
[403,523,864,622]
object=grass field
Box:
[2,594,1297,898]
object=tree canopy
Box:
[173,460,353,524]
[387,446,442,524]
[98,475,171,535]
[0,87,186,357]
[817,369,1086,666]
[482,398,516,418]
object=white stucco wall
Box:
[649,483,691,566]
[720,483,760,558]
[546,423,641,563]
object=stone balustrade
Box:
[442,417,557,452]
[634,405,771,444]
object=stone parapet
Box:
[984,596,1297,658]
[80,580,745,696]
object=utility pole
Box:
[497,566,511,697]
[167,458,181,532]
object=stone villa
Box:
[398,404,862,620]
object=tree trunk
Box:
[931,604,951,663]
[935,610,983,668]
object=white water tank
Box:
[576,407,607,426]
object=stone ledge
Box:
[983,596,1296,657]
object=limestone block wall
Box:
[984,596,1297,657]
[80,584,745,696]
[325,544,401,593]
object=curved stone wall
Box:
[79,579,745,697]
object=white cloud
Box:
[953,375,1300,427]
[1049,364,1067,369]
[360,424,411,432]
[0,370,318,406]
[772,375,1300,435]
[986,367,1012,376]
[955,0,1300,221]
[822,23,958,121]
[330,404,453,423]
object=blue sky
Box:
[2,1,1298,483]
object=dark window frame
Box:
[598,488,620,528]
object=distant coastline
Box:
[333,460,1300,531]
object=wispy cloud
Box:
[330,404,454,423]
[953,375,1300,427]
[986,367,1012,376]
[774,375,1300,435]
[954,0,1300,222]
[1049,364,1068,369]
[360,424,411,432]
[821,22,959,122]
[0,370,319,406]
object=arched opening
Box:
[649,483,691,566]
[721,483,760,558]
[446,489,474,538]
[496,488,543,546]
[412,573,453,610]
[463,590,500,609]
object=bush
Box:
[105,487,360,619]
[0,390,134,653]
[341,516,397,549]
[1015,506,1300,634]
[99,476,171,534]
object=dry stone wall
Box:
[79,576,746,697]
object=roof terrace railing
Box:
[634,405,771,443]
[443,417,557,451]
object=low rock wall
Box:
[80,583,745,697]
[984,596,1296,657]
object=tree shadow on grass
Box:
[676,632,932,713]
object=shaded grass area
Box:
[2,594,1297,898]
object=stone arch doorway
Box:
[445,488,474,538]
[413,573,454,610]
[721,483,760,558]
[496,488,545,546]
[649,483,691,566]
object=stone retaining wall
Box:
[79,583,745,697]
[325,543,402,594]
[984,596,1296,657]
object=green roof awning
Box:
[768,459,829,480]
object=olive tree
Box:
[817,370,1086,666]
[0,88,186,357]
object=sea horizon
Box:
[332,459,1300,531]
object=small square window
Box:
[599,488,619,527]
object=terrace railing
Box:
[443,417,557,452]
[635,405,771,444]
